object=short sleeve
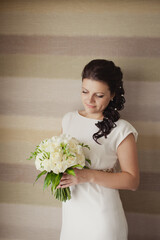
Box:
[61,112,73,133]
[115,120,138,150]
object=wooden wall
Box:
[0,1,160,239]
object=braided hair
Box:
[81,59,125,145]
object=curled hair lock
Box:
[81,59,126,145]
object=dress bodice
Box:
[62,110,138,171]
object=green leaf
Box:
[57,188,60,200]
[54,173,63,189]
[62,188,67,202]
[68,153,75,157]
[59,188,62,201]
[79,143,90,150]
[83,166,89,169]
[51,184,54,194]
[43,150,50,159]
[65,187,71,200]
[43,172,52,190]
[51,172,58,190]
[54,189,57,199]
[53,187,71,202]
[66,168,75,176]
[84,144,90,150]
[85,158,91,165]
[26,156,33,160]
[34,170,47,185]
[72,164,84,169]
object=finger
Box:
[60,176,71,182]
[61,173,70,178]
[58,183,71,188]
[63,172,68,176]
[60,183,73,188]
[60,178,74,187]
[60,179,72,185]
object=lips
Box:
[86,103,96,108]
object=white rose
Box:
[50,151,62,163]
[77,154,85,166]
[43,159,52,172]
[53,162,65,174]
[53,136,64,147]
[76,145,83,155]
[34,134,89,174]
[35,159,42,171]
[68,138,79,152]
[44,142,55,153]
[35,154,44,171]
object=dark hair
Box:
[81,59,125,144]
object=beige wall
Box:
[0,1,160,239]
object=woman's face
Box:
[81,78,114,116]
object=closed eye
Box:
[97,95,104,98]
[82,91,104,98]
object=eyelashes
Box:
[82,91,104,98]
[96,95,104,98]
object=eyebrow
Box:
[82,87,105,94]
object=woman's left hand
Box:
[57,168,90,189]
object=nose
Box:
[88,94,95,103]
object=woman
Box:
[58,59,139,240]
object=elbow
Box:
[131,176,140,191]
[131,186,138,191]
[126,172,140,191]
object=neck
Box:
[81,110,104,120]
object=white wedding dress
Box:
[60,110,138,240]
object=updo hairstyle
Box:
[81,59,125,144]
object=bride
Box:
[58,59,139,240]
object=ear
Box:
[111,92,115,100]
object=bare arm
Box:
[58,133,140,191]
[88,133,140,191]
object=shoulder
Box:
[62,111,76,120]
[115,119,136,131]
[112,119,138,149]
[62,111,76,125]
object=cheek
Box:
[81,94,87,102]
[81,94,84,101]
[100,98,110,107]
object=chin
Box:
[85,107,97,113]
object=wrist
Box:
[86,169,94,183]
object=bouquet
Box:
[27,134,91,202]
